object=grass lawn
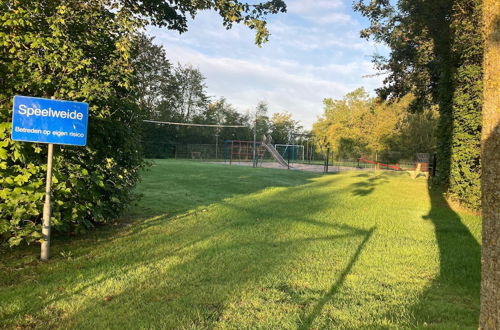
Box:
[0,160,481,329]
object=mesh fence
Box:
[142,141,435,175]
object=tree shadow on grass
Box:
[344,171,480,328]
[129,159,322,220]
[58,176,374,328]
[350,172,390,196]
[5,170,456,329]
[1,161,321,267]
[408,186,481,328]
[1,173,373,329]
[298,227,376,330]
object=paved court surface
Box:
[211,161,370,173]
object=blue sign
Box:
[11,96,89,146]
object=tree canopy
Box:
[354,0,483,209]
[312,88,439,162]
[0,0,286,246]
[119,0,286,45]
[270,112,302,144]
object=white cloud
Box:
[313,12,353,24]
[286,0,354,26]
[147,3,387,130]
[160,45,383,129]
[287,0,344,14]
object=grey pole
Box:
[252,111,257,168]
[215,129,219,160]
[324,147,330,173]
[41,143,54,261]
[287,147,291,170]
[306,139,309,163]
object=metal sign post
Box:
[41,143,54,260]
[252,111,257,168]
[11,96,89,260]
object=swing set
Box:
[223,140,267,165]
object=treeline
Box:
[0,0,286,246]
[312,88,439,162]
[136,35,302,157]
[354,0,483,209]
[313,0,483,209]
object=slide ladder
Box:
[262,135,289,168]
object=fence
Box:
[143,142,279,162]
[142,141,436,176]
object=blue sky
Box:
[149,0,387,129]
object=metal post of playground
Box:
[327,148,330,172]
[215,129,219,160]
[431,153,437,177]
[230,141,233,165]
[306,139,309,164]
[324,147,330,173]
[287,147,291,170]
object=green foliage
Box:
[312,88,438,161]
[313,88,374,158]
[0,161,481,328]
[134,36,254,157]
[396,106,440,157]
[0,0,145,246]
[254,101,272,139]
[119,0,287,45]
[1,0,285,246]
[132,34,173,115]
[354,0,483,209]
[270,112,303,144]
[195,98,253,140]
[446,0,483,209]
[133,34,211,123]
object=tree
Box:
[133,37,211,126]
[312,88,438,161]
[171,64,209,120]
[119,0,287,46]
[270,112,302,144]
[313,88,375,159]
[202,98,252,141]
[395,106,439,157]
[355,0,483,210]
[0,0,286,246]
[0,0,146,246]
[480,0,500,327]
[254,101,271,139]
[132,34,173,118]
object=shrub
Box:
[0,1,144,246]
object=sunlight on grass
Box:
[0,160,482,329]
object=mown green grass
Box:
[0,160,481,329]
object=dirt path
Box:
[210,161,370,173]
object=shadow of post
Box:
[299,227,376,330]
[7,174,370,329]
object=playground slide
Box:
[262,136,289,167]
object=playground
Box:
[215,160,367,173]
[218,138,433,175]
[0,160,481,329]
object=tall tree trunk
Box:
[480,0,500,328]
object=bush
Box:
[0,1,145,246]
